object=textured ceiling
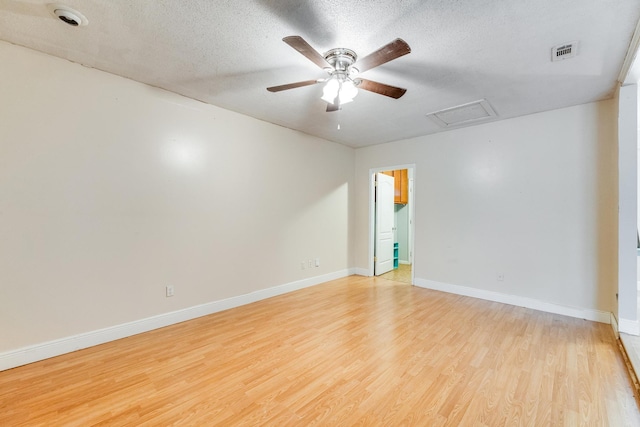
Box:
[1,0,639,147]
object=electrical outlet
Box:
[308,259,313,268]
[497,274,504,282]
[166,285,174,297]
[315,258,320,267]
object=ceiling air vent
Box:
[426,99,497,128]
[552,41,578,62]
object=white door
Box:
[375,173,395,275]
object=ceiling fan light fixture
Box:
[339,80,358,104]
[321,78,340,103]
[321,77,358,105]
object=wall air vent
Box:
[552,41,578,61]
[426,99,497,128]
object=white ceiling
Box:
[1,0,639,148]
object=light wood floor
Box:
[1,275,639,426]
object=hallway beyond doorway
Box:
[379,264,412,284]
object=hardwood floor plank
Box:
[1,275,638,425]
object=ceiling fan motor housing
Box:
[324,48,357,72]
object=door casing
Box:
[368,164,416,283]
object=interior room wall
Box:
[355,101,618,315]
[619,83,639,331]
[0,42,355,355]
[394,204,409,262]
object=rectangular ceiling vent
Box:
[552,41,578,61]
[426,99,497,128]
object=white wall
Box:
[0,42,355,355]
[619,84,639,333]
[355,101,618,315]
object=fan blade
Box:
[267,79,320,92]
[357,79,407,99]
[355,38,411,73]
[283,36,330,69]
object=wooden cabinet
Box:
[395,169,408,205]
[382,169,408,205]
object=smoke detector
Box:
[47,4,88,27]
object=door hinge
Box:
[374,256,377,262]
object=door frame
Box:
[368,164,416,283]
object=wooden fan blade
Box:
[355,38,411,73]
[283,36,330,69]
[357,79,407,99]
[267,79,319,92]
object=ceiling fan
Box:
[267,36,411,112]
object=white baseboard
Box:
[0,269,354,371]
[414,278,611,324]
[611,313,620,338]
[620,318,640,335]
[353,267,370,276]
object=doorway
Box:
[369,165,415,284]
